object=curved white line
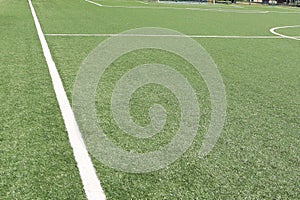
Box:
[270,25,300,41]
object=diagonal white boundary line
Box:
[86,0,103,7]
[270,25,300,41]
[44,33,295,39]
[28,0,106,199]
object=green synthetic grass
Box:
[276,26,300,36]
[2,0,300,199]
[0,1,86,199]
[36,0,300,36]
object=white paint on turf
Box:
[270,25,300,41]
[85,0,300,14]
[137,1,149,4]
[84,0,269,13]
[269,11,300,14]
[85,0,103,6]
[44,33,286,39]
[28,0,106,199]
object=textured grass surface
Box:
[0,1,86,199]
[275,26,300,36]
[1,0,300,199]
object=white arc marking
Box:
[270,25,300,41]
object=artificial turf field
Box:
[0,0,299,199]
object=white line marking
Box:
[270,25,300,41]
[28,0,106,199]
[85,0,300,14]
[137,0,148,4]
[184,7,268,13]
[44,33,286,39]
[85,0,103,7]
[272,6,299,11]
[270,11,300,14]
[84,0,269,13]
[158,0,241,8]
[232,5,243,8]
